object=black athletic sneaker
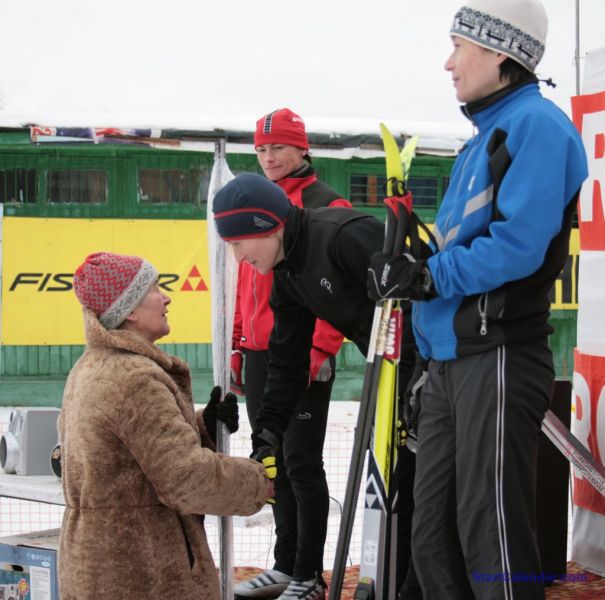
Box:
[234,569,292,598]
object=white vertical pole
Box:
[575,0,581,95]
[207,138,236,599]
[0,201,4,380]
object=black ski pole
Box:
[329,197,410,600]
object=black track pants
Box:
[412,342,553,600]
[244,349,333,580]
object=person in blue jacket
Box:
[367,0,588,598]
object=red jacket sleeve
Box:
[311,319,345,356]
[329,198,352,209]
[232,262,243,350]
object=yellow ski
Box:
[355,124,417,600]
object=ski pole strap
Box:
[384,194,438,261]
[410,212,439,259]
[385,175,405,197]
[382,199,399,254]
[384,193,412,255]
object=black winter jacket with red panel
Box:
[255,205,386,443]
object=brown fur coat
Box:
[58,309,267,599]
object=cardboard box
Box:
[0,529,59,600]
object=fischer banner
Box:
[1,217,211,345]
[571,46,605,576]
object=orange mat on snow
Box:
[545,562,605,599]
[234,563,605,599]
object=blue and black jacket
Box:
[415,81,588,361]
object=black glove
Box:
[402,353,428,452]
[251,428,280,504]
[204,385,240,443]
[367,252,435,301]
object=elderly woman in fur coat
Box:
[58,251,273,600]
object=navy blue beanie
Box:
[213,173,292,241]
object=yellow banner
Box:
[1,217,580,346]
[550,228,580,310]
[2,217,213,345]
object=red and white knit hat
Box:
[74,252,158,329]
[254,108,309,150]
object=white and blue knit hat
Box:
[450,0,548,72]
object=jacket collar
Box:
[275,206,306,275]
[283,162,314,180]
[275,163,316,196]
[83,308,186,375]
[461,79,539,131]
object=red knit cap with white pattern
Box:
[74,252,158,329]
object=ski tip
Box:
[400,135,420,180]
[379,123,398,148]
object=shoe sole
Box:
[234,595,280,600]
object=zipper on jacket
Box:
[478,293,488,336]
[439,128,480,249]
[455,131,481,199]
[250,271,261,349]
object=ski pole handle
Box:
[384,193,413,256]
[383,201,398,255]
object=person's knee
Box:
[286,461,326,485]
[410,512,428,562]
[283,447,323,477]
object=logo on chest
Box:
[320,277,333,294]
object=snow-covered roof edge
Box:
[0,111,473,158]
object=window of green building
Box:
[0,168,37,203]
[349,173,440,209]
[138,168,205,205]
[47,169,108,204]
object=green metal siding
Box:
[0,341,363,377]
[0,145,211,219]
[0,141,453,220]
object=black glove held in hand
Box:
[217,393,239,433]
[204,385,239,443]
[251,429,280,504]
[367,253,435,301]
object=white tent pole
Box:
[575,0,581,95]
[0,201,4,379]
